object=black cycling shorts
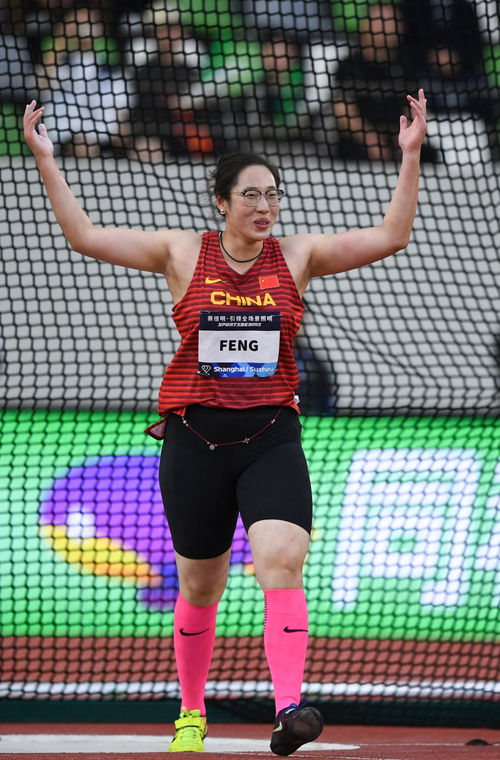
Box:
[159,405,312,559]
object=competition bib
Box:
[198,310,281,378]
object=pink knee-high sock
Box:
[263,588,308,715]
[173,594,218,714]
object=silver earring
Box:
[219,208,225,215]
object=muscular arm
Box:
[286,90,427,280]
[35,154,173,273]
[307,149,420,276]
[24,101,184,274]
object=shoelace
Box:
[282,701,306,716]
[177,723,204,744]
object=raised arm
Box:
[286,90,427,281]
[23,101,183,274]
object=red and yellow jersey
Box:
[146,230,304,439]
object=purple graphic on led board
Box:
[39,455,253,610]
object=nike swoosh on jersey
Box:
[283,626,308,633]
[179,627,210,636]
[205,276,222,284]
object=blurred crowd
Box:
[1,0,500,161]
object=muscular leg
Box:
[248,519,309,590]
[173,550,231,713]
[175,550,231,606]
[248,520,310,713]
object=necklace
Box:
[219,231,263,263]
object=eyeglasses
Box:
[230,189,285,206]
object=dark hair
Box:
[210,152,281,207]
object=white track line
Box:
[2,678,499,699]
[0,734,360,753]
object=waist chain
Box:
[180,409,282,451]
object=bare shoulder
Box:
[278,233,316,294]
[164,229,202,257]
[279,233,315,257]
[164,229,203,304]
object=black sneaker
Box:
[270,702,324,756]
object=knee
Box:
[253,545,305,589]
[268,545,305,574]
[249,520,309,589]
[175,550,230,606]
[178,573,227,607]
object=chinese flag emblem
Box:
[259,275,279,289]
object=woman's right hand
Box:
[24,101,54,160]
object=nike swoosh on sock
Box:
[179,628,210,636]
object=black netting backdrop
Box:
[1,0,499,727]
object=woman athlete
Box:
[24,89,427,756]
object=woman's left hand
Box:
[398,88,427,155]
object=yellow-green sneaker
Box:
[169,707,207,752]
